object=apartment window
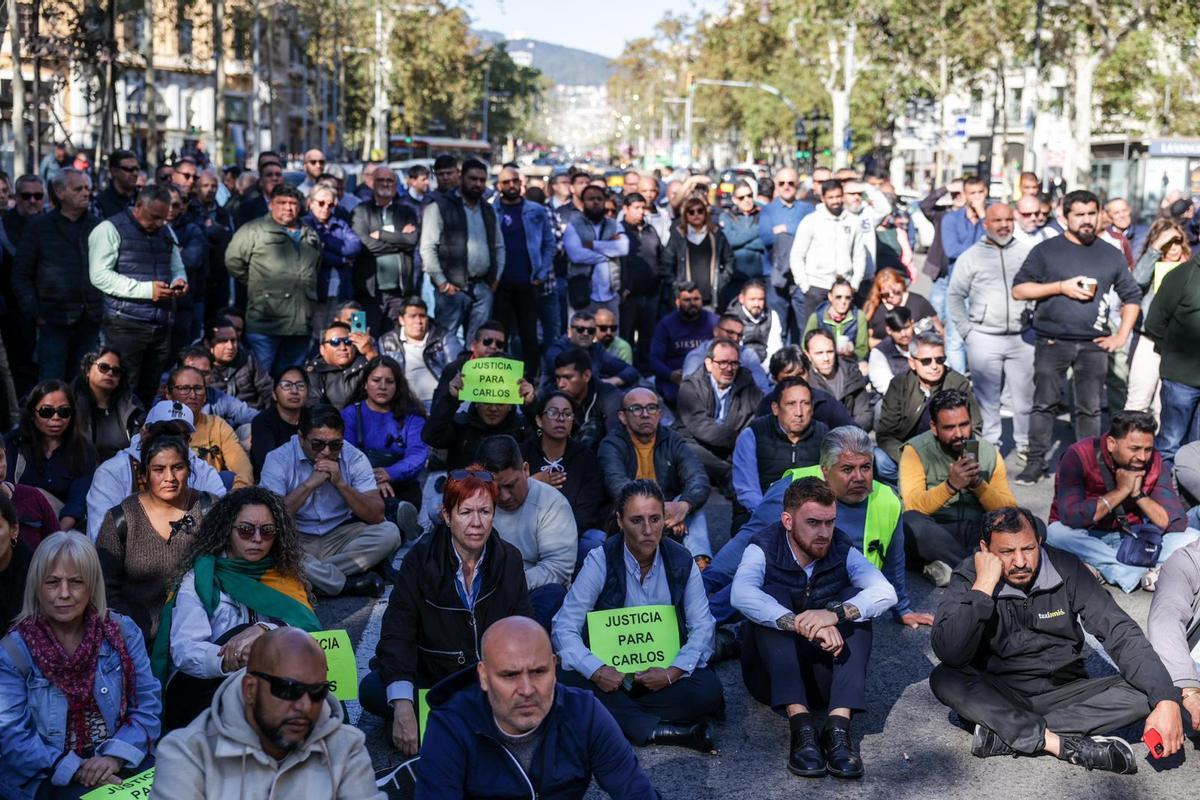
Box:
[122,12,145,51]
[1006,87,1023,125]
[178,4,194,57]
[969,88,983,118]
[233,12,251,60]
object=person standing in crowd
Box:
[563,184,629,320]
[947,202,1034,458]
[1143,232,1200,467]
[13,168,101,382]
[93,150,140,218]
[249,367,308,479]
[304,184,363,342]
[153,628,384,799]
[552,479,724,752]
[1012,190,1142,484]
[1104,197,1150,259]
[88,184,187,405]
[1045,410,1198,593]
[759,167,815,340]
[192,168,234,315]
[225,185,320,376]
[731,477,896,780]
[1012,193,1053,246]
[790,179,865,324]
[432,154,461,197]
[493,166,555,381]
[930,507,1183,774]
[377,296,461,410]
[72,349,142,463]
[650,282,720,407]
[662,196,733,310]
[0,533,161,800]
[164,184,210,358]
[260,404,401,597]
[867,307,914,396]
[296,148,326,194]
[803,329,872,432]
[421,158,505,341]
[415,616,659,798]
[638,174,672,243]
[352,166,420,334]
[619,191,664,372]
[1125,220,1189,415]
[898,389,1017,587]
[937,174,987,374]
[721,181,768,303]
[232,159,284,227]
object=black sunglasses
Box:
[479,336,506,349]
[36,405,73,419]
[914,355,947,366]
[572,326,596,335]
[596,324,617,332]
[250,671,332,703]
[19,192,44,201]
[95,362,123,376]
[324,337,353,348]
[449,469,493,482]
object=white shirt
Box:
[169,569,281,679]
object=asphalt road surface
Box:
[315,431,1195,799]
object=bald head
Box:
[248,626,327,679]
[478,617,556,736]
[243,628,329,758]
[498,166,522,202]
[1015,194,1042,233]
[372,166,397,204]
[303,149,326,180]
[638,176,659,203]
[481,616,551,664]
[983,202,1014,245]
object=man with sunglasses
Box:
[261,403,401,597]
[170,156,199,199]
[93,150,140,219]
[759,168,815,342]
[593,307,633,365]
[353,165,421,333]
[154,627,385,799]
[1013,194,1053,245]
[296,148,326,195]
[876,330,981,483]
[542,310,639,390]
[306,321,371,410]
[430,319,507,408]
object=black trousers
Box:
[1028,337,1108,465]
[493,282,540,381]
[903,511,978,567]
[620,292,657,374]
[930,665,1154,754]
[742,621,873,713]
[559,666,725,745]
[681,437,732,485]
[103,316,172,407]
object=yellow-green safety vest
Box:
[780,466,901,569]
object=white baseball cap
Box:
[144,399,195,431]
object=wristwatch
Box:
[1129,492,1146,502]
[826,602,859,623]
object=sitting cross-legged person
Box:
[552,479,725,752]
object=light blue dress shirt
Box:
[259,435,378,535]
[552,541,716,680]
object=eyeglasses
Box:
[170,384,206,396]
[306,158,326,165]
[776,180,797,187]
[233,522,278,541]
[95,362,123,376]
[542,408,575,421]
[685,208,706,216]
[596,324,617,332]
[35,405,73,419]
[324,337,353,348]
[572,326,596,335]
[277,380,307,392]
[622,403,661,416]
[115,164,139,173]
[19,192,44,201]
[734,193,753,201]
[307,438,343,453]
[913,355,947,366]
[176,172,196,181]
[716,326,743,340]
[479,336,506,349]
[709,359,740,369]
[250,671,333,703]
[1016,211,1037,217]
[449,469,494,482]
[881,287,904,297]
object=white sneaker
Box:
[923,560,953,588]
[1140,568,1160,593]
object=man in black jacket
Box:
[13,168,101,381]
[306,321,370,409]
[930,507,1184,773]
[620,192,662,373]
[93,149,140,219]
[352,165,420,334]
[549,347,622,453]
[675,339,764,486]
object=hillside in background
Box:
[475,30,614,86]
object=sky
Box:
[466,0,727,59]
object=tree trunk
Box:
[1068,35,1100,189]
[830,87,850,169]
[8,0,27,176]
[212,0,225,166]
[143,0,157,171]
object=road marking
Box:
[346,585,391,726]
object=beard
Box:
[1074,226,1097,245]
[988,233,1013,247]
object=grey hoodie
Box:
[1148,541,1200,690]
[946,235,1033,336]
[151,669,385,800]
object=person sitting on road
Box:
[178,348,259,439]
[649,281,720,407]
[1148,540,1200,733]
[248,366,308,479]
[260,403,401,598]
[875,330,980,482]
[803,277,869,364]
[900,389,1017,588]
[680,313,772,394]
[0,532,161,800]
[522,391,607,565]
[803,329,873,432]
[359,467,532,756]
[416,616,658,799]
[552,479,724,752]
[732,377,829,520]
[731,477,897,780]
[165,365,255,491]
[549,347,623,453]
[306,322,371,410]
[599,387,714,566]
[866,306,914,396]
[543,311,640,390]
[930,507,1184,774]
[429,319,507,409]
[376,296,462,410]
[152,628,385,799]
[422,359,536,472]
[71,348,144,463]
[756,345,854,430]
[476,435,577,630]
[1045,410,1198,593]
[675,340,764,487]
[204,317,273,410]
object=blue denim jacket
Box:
[0,612,162,800]
[492,198,557,282]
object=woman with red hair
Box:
[358,465,533,755]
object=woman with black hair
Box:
[248,365,309,479]
[662,195,734,309]
[0,492,32,631]
[341,355,428,510]
[72,348,144,462]
[96,435,215,644]
[3,380,97,533]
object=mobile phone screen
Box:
[351,311,367,335]
[963,440,980,460]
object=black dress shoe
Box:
[645,721,716,753]
[711,627,741,663]
[822,719,864,779]
[787,716,825,777]
[971,724,1016,758]
[342,571,385,597]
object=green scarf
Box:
[151,555,321,679]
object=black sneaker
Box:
[1058,735,1137,774]
[970,724,1015,758]
[1014,460,1047,485]
[787,715,826,777]
[822,719,864,779]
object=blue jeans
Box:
[1157,378,1200,465]
[1045,521,1200,593]
[529,583,568,630]
[36,319,100,382]
[683,505,711,559]
[703,528,755,626]
[539,279,564,344]
[244,332,310,377]
[930,276,967,374]
[874,447,899,484]
[577,528,607,569]
[435,282,495,343]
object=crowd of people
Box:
[0,145,1199,798]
